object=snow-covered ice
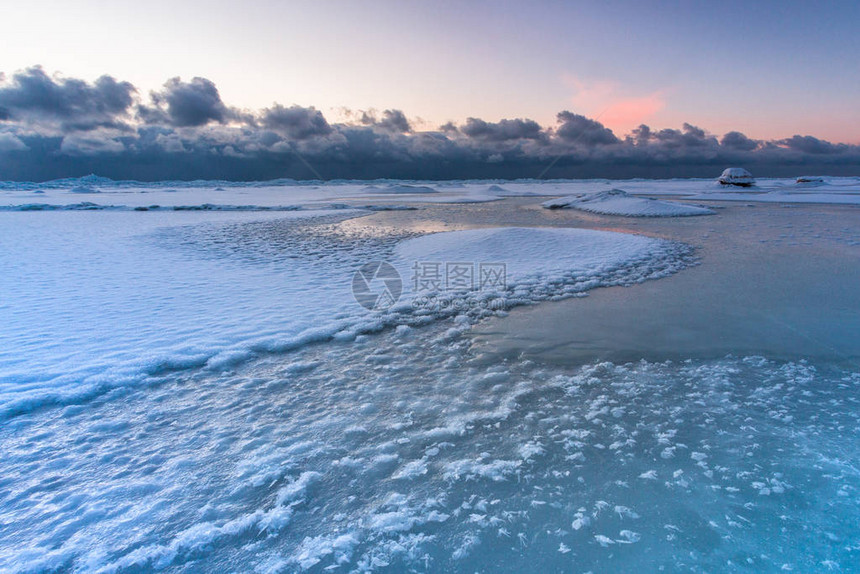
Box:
[2,174,860,209]
[1,322,857,573]
[541,189,714,216]
[718,167,755,187]
[0,208,690,419]
[0,176,858,573]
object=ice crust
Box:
[1,177,858,573]
[0,213,691,419]
[541,189,715,216]
[1,323,856,573]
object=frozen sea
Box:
[0,177,859,573]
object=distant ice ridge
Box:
[0,202,308,211]
[542,189,714,216]
[0,213,692,419]
[0,202,416,212]
[2,175,860,207]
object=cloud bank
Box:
[1,67,858,181]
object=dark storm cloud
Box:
[439,121,458,134]
[379,110,412,133]
[650,123,717,148]
[359,109,412,133]
[628,124,652,146]
[460,117,544,141]
[0,66,135,131]
[2,69,859,181]
[554,112,619,145]
[721,131,759,151]
[780,135,848,155]
[260,104,332,140]
[143,77,232,127]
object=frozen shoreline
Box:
[0,201,693,420]
[2,314,858,573]
[1,186,859,573]
[2,174,860,209]
[3,190,859,420]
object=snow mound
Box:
[541,189,714,217]
[395,226,688,284]
[718,167,755,187]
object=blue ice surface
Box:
[0,181,858,573]
[1,327,857,572]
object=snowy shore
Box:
[1,178,859,573]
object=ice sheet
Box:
[2,178,859,573]
[1,324,856,573]
[0,213,689,419]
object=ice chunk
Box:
[617,530,641,544]
[717,167,755,187]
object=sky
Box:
[1,0,858,181]
[3,0,858,142]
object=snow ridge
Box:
[542,189,714,217]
